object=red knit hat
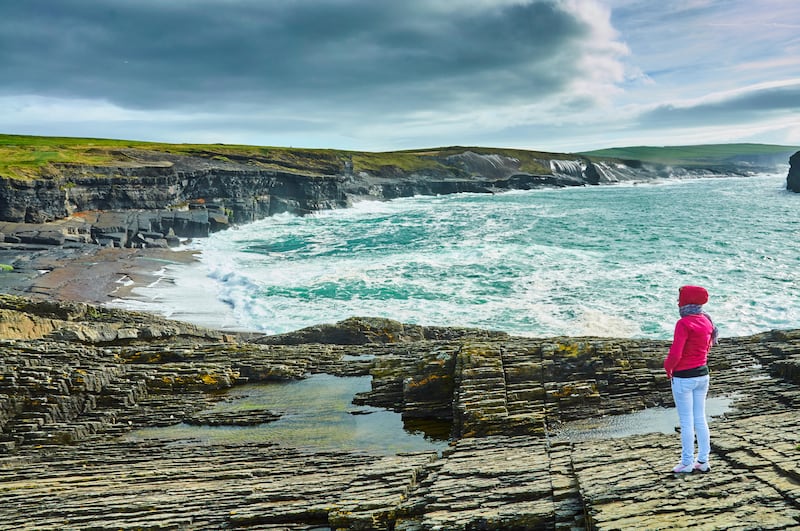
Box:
[679,285,709,306]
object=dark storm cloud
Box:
[0,0,588,113]
[639,83,800,127]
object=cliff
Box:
[0,147,658,225]
[787,150,800,192]
[0,137,790,250]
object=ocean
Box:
[111,173,799,340]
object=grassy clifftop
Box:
[0,134,561,180]
[1,134,796,181]
[0,134,351,179]
[580,143,799,167]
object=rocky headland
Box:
[0,141,789,253]
[4,142,793,306]
[1,295,799,530]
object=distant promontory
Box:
[787,150,800,192]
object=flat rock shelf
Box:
[1,297,799,530]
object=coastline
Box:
[0,172,794,336]
[2,282,799,529]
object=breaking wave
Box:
[112,174,800,339]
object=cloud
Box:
[2,0,795,151]
[0,1,628,128]
[639,80,800,127]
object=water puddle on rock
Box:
[554,395,736,442]
[123,373,451,455]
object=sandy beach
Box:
[0,245,200,305]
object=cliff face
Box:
[0,148,744,226]
[787,150,800,192]
[0,147,765,250]
[0,166,351,225]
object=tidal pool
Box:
[554,395,736,441]
[123,373,451,455]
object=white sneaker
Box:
[694,461,710,473]
[672,462,694,473]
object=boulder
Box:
[16,230,66,246]
[257,317,508,345]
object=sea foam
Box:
[109,174,800,339]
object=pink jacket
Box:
[664,314,714,377]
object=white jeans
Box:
[671,374,711,465]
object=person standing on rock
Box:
[664,285,719,473]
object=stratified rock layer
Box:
[1,144,773,253]
[1,296,799,530]
[0,147,738,226]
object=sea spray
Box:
[110,174,800,338]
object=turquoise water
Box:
[115,173,799,340]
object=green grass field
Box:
[0,133,796,180]
[0,134,354,179]
[579,143,799,167]
[0,134,565,180]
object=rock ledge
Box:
[1,296,799,529]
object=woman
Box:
[664,285,719,473]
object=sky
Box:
[1,0,799,153]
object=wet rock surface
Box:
[0,295,799,529]
[185,408,282,427]
[0,205,228,251]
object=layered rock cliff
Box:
[0,147,743,226]
[787,150,800,192]
[0,143,779,250]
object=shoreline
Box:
[0,172,794,337]
[0,245,201,306]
